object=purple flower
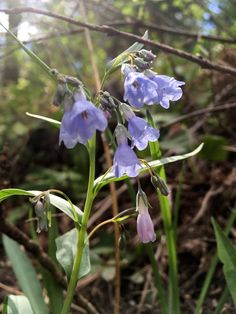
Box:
[150,75,185,109]
[59,94,107,148]
[136,191,156,243]
[112,124,141,178]
[128,116,160,150]
[112,143,141,177]
[124,72,159,108]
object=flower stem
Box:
[145,243,168,314]
[147,109,180,314]
[60,136,96,314]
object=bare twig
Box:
[1,7,236,76]
[163,102,236,128]
[0,282,22,295]
[192,187,224,224]
[108,21,236,44]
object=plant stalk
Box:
[60,136,96,314]
[147,109,180,314]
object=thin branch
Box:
[1,7,236,76]
[163,102,236,128]
[107,20,236,44]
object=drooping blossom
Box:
[119,103,160,151]
[149,74,185,109]
[136,189,156,243]
[112,124,141,178]
[124,71,159,108]
[128,116,160,150]
[59,92,107,148]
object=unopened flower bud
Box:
[33,197,48,233]
[114,124,130,145]
[53,83,68,106]
[136,188,156,243]
[99,91,117,111]
[34,199,45,218]
[119,103,135,120]
[37,217,48,233]
[138,49,156,62]
[151,175,169,196]
[134,57,150,71]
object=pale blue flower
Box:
[112,143,141,177]
[128,116,160,150]
[124,72,159,108]
[136,191,156,243]
[112,124,141,178]
[150,75,185,109]
[59,94,107,148]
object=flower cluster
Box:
[55,47,184,243]
[111,52,184,179]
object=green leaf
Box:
[41,269,63,314]
[56,228,90,279]
[0,189,82,221]
[3,235,49,314]
[26,112,61,128]
[106,31,148,74]
[212,218,236,306]
[3,295,34,314]
[41,205,63,314]
[94,143,204,191]
[0,189,34,203]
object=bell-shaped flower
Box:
[59,92,107,148]
[150,74,185,109]
[112,124,141,178]
[128,116,160,150]
[136,189,156,243]
[123,71,160,108]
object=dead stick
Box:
[1,7,236,76]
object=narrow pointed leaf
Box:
[3,235,48,314]
[94,143,203,191]
[106,31,148,73]
[26,112,61,128]
[212,218,236,306]
[0,189,82,221]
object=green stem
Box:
[214,286,229,314]
[147,109,180,314]
[60,136,96,314]
[0,22,56,81]
[86,218,114,242]
[145,243,168,314]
